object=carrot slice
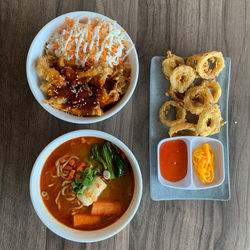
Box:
[68,159,75,166]
[102,50,107,61]
[65,17,74,27]
[91,201,121,216]
[66,170,75,180]
[76,162,85,172]
[122,42,130,46]
[73,214,101,227]
[52,44,60,49]
[64,165,72,171]
[88,25,91,43]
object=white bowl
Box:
[30,130,143,242]
[26,11,139,124]
[157,136,225,190]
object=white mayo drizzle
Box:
[47,17,132,67]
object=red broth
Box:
[40,137,134,230]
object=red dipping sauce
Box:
[159,140,188,182]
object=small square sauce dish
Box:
[157,136,225,190]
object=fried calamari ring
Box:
[159,101,186,127]
[183,86,213,115]
[200,79,221,103]
[169,122,198,137]
[186,54,202,77]
[169,65,195,93]
[162,51,185,80]
[196,51,225,79]
[166,88,185,102]
[197,104,226,137]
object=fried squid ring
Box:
[170,65,195,93]
[196,51,225,79]
[169,122,198,137]
[166,88,185,102]
[183,86,213,115]
[162,51,185,80]
[186,54,201,77]
[200,79,221,103]
[197,104,226,137]
[159,101,186,127]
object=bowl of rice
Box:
[26,11,139,124]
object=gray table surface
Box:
[0,0,250,250]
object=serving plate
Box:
[149,56,231,200]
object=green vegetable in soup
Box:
[110,143,126,178]
[111,143,120,155]
[92,144,107,170]
[103,142,116,179]
[90,158,103,170]
[89,142,127,180]
[113,153,125,178]
[71,167,101,194]
[89,155,95,161]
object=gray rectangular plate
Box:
[149,56,231,200]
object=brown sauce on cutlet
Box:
[50,63,110,114]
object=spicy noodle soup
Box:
[40,137,134,230]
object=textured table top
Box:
[0,0,249,250]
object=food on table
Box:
[186,54,201,77]
[183,86,213,115]
[196,51,225,79]
[169,65,196,93]
[197,104,226,137]
[166,88,185,102]
[159,100,186,127]
[36,17,132,116]
[200,79,221,103]
[77,176,107,206]
[91,201,122,215]
[192,143,215,184]
[162,51,184,80]
[73,214,101,227]
[40,137,134,230]
[159,140,188,182]
[159,50,226,137]
[168,122,198,137]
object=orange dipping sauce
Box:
[159,140,188,182]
